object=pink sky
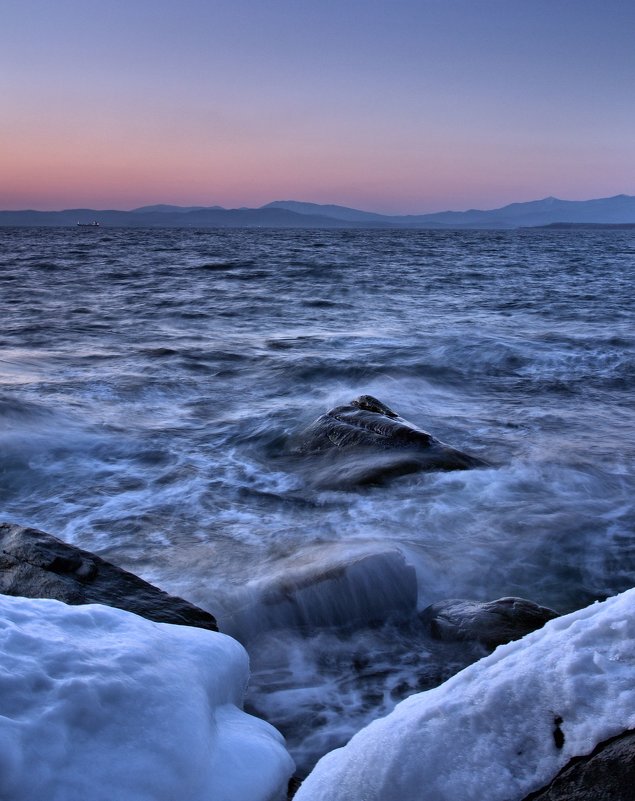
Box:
[1,0,633,213]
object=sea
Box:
[1,226,634,775]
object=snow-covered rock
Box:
[0,594,294,801]
[0,522,218,631]
[295,588,635,801]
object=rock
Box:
[224,547,418,640]
[0,522,217,630]
[420,596,559,648]
[522,729,635,801]
[291,395,487,487]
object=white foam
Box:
[0,594,294,801]
[295,588,635,801]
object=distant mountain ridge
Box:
[265,195,635,227]
[1,194,634,228]
[262,201,392,223]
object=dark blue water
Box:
[1,226,634,772]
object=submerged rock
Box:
[420,596,559,648]
[224,547,418,639]
[0,522,218,630]
[291,395,487,487]
[522,729,635,801]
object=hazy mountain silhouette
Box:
[0,207,379,228]
[266,195,635,228]
[1,194,634,228]
[263,200,393,223]
[131,204,223,214]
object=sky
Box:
[1,0,634,213]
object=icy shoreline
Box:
[295,588,635,801]
[1,524,634,800]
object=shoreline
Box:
[1,521,633,800]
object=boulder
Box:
[291,395,487,487]
[0,522,217,630]
[522,729,635,801]
[421,596,559,648]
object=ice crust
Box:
[0,594,294,801]
[296,588,635,801]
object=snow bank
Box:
[0,594,294,801]
[296,588,635,801]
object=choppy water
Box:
[1,226,634,774]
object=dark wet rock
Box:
[0,522,217,630]
[287,775,303,800]
[291,395,487,487]
[522,729,635,801]
[225,548,418,639]
[421,596,559,648]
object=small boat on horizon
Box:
[77,221,100,227]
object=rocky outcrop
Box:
[0,522,217,630]
[420,596,559,648]
[291,395,487,487]
[522,729,635,801]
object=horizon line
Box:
[2,191,634,217]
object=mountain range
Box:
[2,194,635,229]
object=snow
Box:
[295,588,635,801]
[0,594,294,801]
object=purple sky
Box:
[1,0,634,213]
